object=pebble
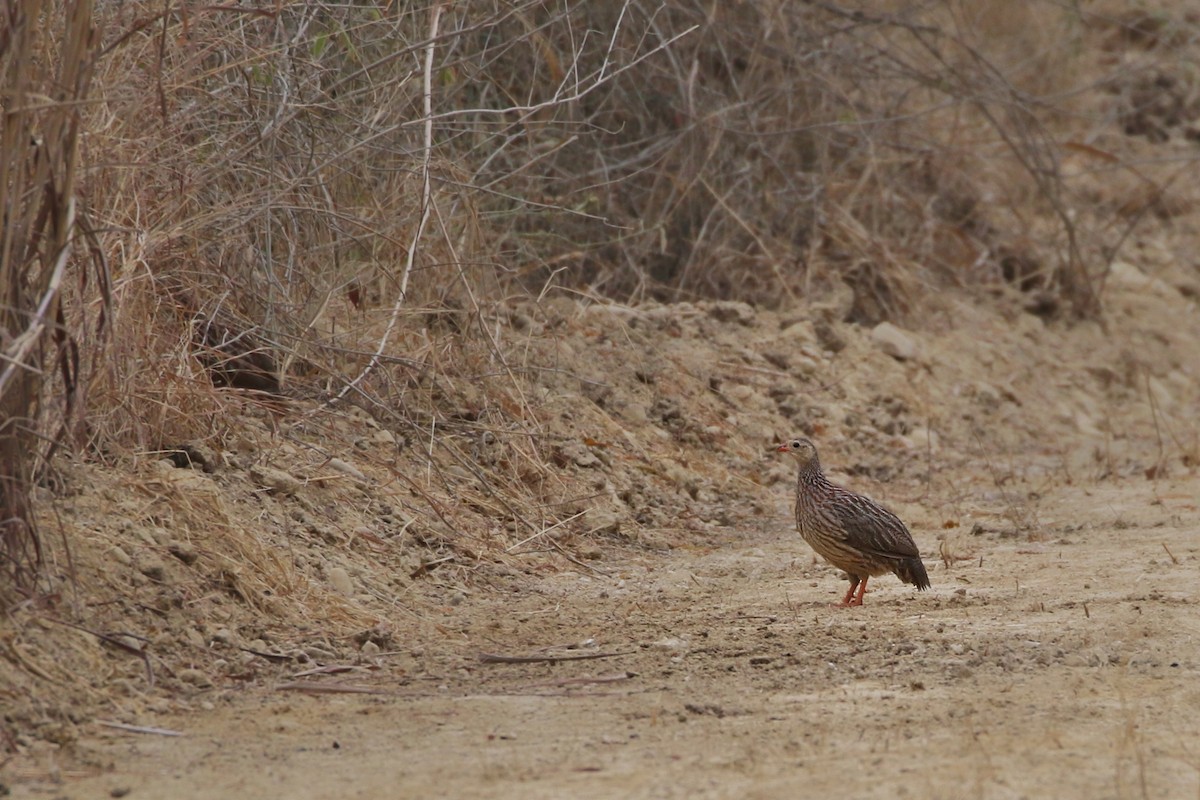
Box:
[650,637,689,653]
[328,458,367,482]
[871,322,922,361]
[588,508,621,536]
[167,540,198,565]
[110,634,145,653]
[136,555,168,582]
[328,567,354,596]
[1108,261,1177,297]
[249,465,302,495]
[304,645,337,662]
[178,668,213,688]
[558,440,602,469]
[173,441,219,472]
[211,628,237,645]
[707,301,757,326]
[109,545,132,566]
[361,641,381,657]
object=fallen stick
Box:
[96,720,184,737]
[275,681,394,695]
[520,671,635,689]
[479,650,633,665]
[291,664,369,678]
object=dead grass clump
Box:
[455,2,1107,315]
[0,0,100,599]
[8,0,1200,749]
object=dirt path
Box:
[10,480,1200,799]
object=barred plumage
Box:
[777,437,930,606]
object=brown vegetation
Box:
[4,0,1200,774]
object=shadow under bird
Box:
[776,437,930,606]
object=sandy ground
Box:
[10,478,1198,800]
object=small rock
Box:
[871,322,921,360]
[249,465,302,495]
[211,628,237,645]
[304,645,336,662]
[707,301,757,326]
[109,545,132,566]
[133,526,159,546]
[813,317,847,353]
[555,440,602,469]
[109,634,145,653]
[361,641,381,657]
[588,508,621,536]
[650,637,689,653]
[762,351,790,371]
[166,441,219,472]
[167,540,198,565]
[136,555,168,582]
[581,380,613,408]
[328,458,366,482]
[328,567,354,596]
[178,668,213,688]
[1108,261,1176,296]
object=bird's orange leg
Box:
[837,579,861,607]
[850,577,869,606]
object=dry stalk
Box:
[0,0,99,597]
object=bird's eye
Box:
[791,440,801,449]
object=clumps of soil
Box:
[6,265,1200,755]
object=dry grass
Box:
[4,2,1200,749]
[2,0,1194,608]
[0,0,100,598]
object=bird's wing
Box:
[829,491,920,559]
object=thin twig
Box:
[96,720,184,737]
[275,682,395,695]
[519,671,635,689]
[42,616,155,687]
[237,645,293,662]
[292,664,370,678]
[548,537,610,575]
[0,198,74,398]
[506,510,587,553]
[331,2,444,405]
[479,650,633,665]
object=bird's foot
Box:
[838,579,867,607]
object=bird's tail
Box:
[895,557,931,591]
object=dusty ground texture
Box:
[4,255,1200,798]
[8,3,1200,797]
[8,480,1200,799]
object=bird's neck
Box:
[796,457,828,490]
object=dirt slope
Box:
[4,255,1200,798]
[10,477,1199,799]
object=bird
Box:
[776,437,929,606]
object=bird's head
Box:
[775,436,819,467]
